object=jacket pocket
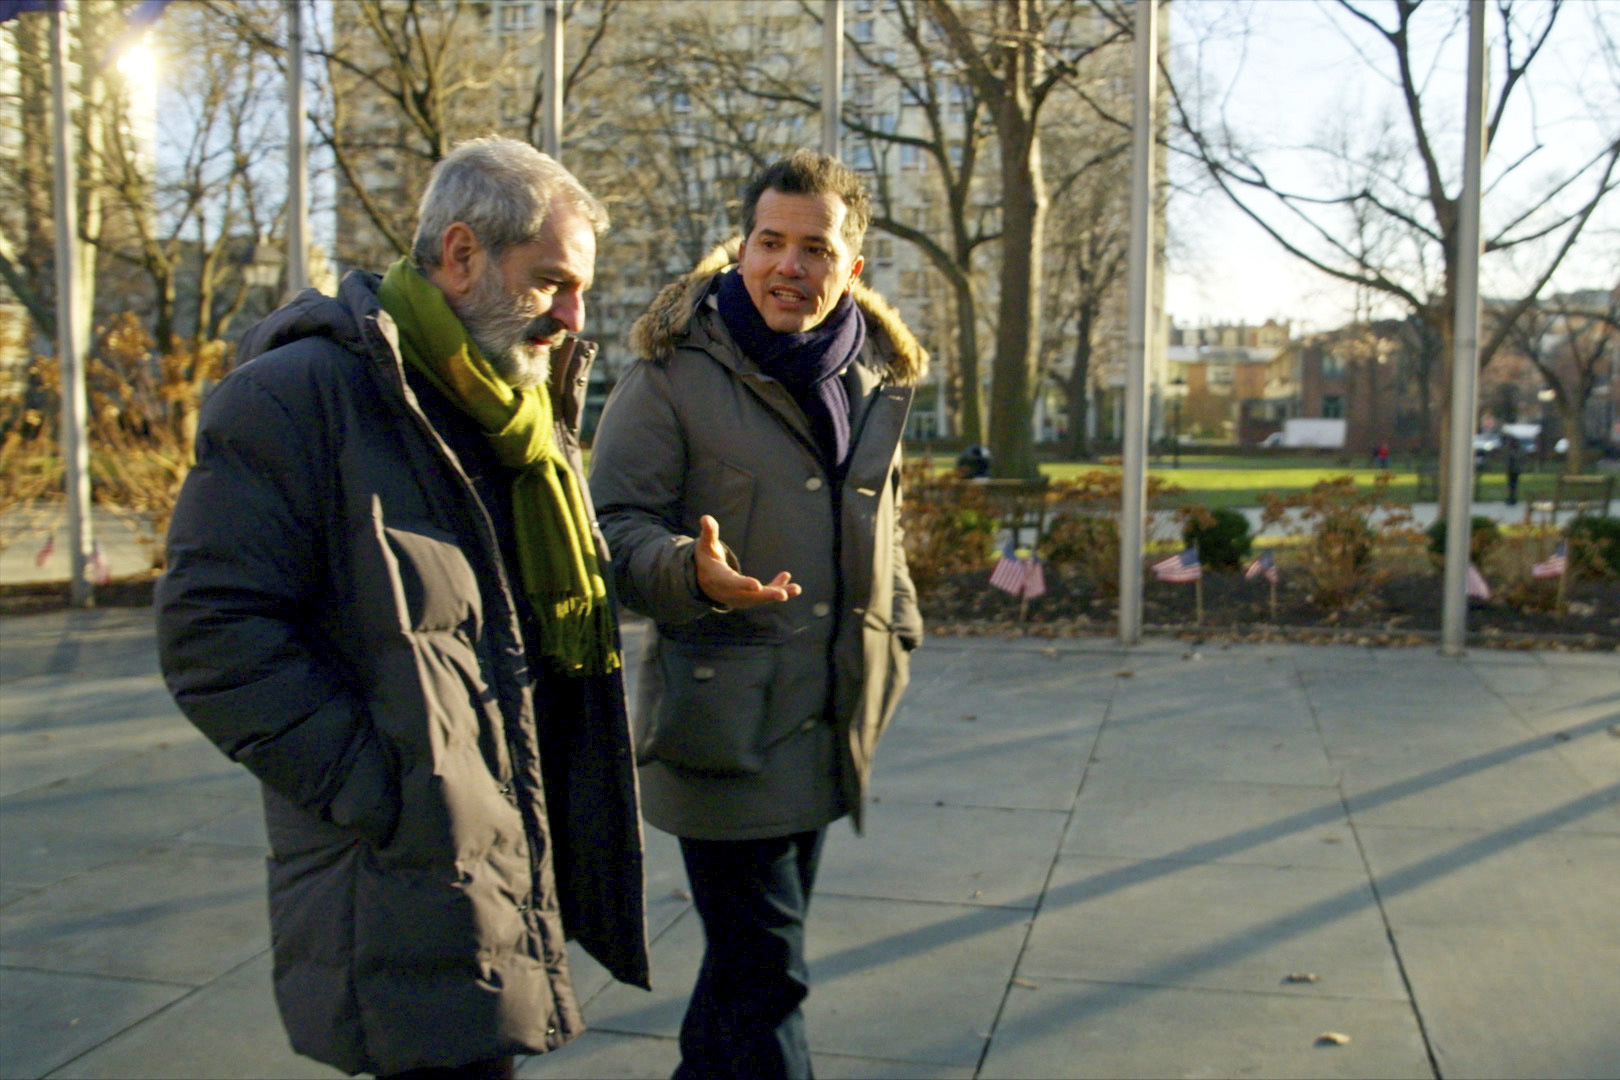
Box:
[644,640,775,777]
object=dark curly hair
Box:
[740,149,871,253]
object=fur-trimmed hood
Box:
[628,240,929,386]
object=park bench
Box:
[976,477,1051,548]
[1530,474,1615,525]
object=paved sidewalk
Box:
[1,609,1616,1079]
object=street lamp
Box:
[1164,377,1188,468]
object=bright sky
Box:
[1163,0,1620,335]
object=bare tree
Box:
[924,0,1130,476]
[1495,287,1620,474]
[301,0,621,268]
[1040,96,1133,459]
[1171,0,1620,485]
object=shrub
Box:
[1181,505,1252,570]
[1038,469,1187,598]
[1565,516,1620,577]
[1425,515,1502,565]
[899,464,997,593]
[1041,513,1121,597]
[1259,474,1415,611]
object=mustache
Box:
[522,314,566,344]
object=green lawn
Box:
[913,452,1568,510]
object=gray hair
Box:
[411,136,608,270]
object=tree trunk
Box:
[1560,402,1585,474]
[952,273,983,443]
[985,37,1044,477]
[1061,304,1095,460]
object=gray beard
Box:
[454,267,556,389]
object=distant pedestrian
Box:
[1506,440,1522,506]
[1375,443,1389,469]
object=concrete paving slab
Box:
[1062,772,1362,871]
[43,952,340,1080]
[1392,928,1620,1080]
[0,682,202,799]
[1022,855,1408,1001]
[578,906,697,1038]
[817,801,1067,907]
[176,803,268,849]
[810,1051,976,1079]
[0,842,268,985]
[801,895,1030,1068]
[1355,825,1620,932]
[978,978,1433,1080]
[0,610,161,684]
[1087,715,1337,786]
[868,720,1093,811]
[0,967,189,1080]
[588,894,1030,1070]
[0,739,257,889]
[1340,747,1617,834]
[4,610,1618,1079]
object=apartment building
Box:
[330,0,1157,441]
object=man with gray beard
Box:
[156,137,647,1079]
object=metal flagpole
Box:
[1441,0,1487,656]
[50,3,94,607]
[542,0,562,160]
[1118,0,1157,644]
[285,0,309,296]
[822,0,843,158]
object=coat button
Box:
[812,602,831,617]
[804,476,824,491]
[693,665,716,680]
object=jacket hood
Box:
[238,271,383,367]
[629,240,929,386]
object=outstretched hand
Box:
[694,515,801,609]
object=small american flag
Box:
[88,541,111,586]
[989,542,1046,600]
[34,532,55,567]
[1531,543,1567,580]
[1244,549,1279,584]
[1466,562,1491,601]
[1152,544,1202,583]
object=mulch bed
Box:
[7,570,1617,652]
[922,568,1620,651]
[0,575,161,616]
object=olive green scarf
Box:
[378,259,619,676]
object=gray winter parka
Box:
[588,245,926,841]
[155,272,648,1076]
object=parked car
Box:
[1473,433,1501,454]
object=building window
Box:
[498,2,536,33]
[1322,352,1345,377]
[900,144,921,170]
[852,19,875,43]
[1322,395,1344,418]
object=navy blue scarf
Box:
[717,269,865,469]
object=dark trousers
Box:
[673,829,827,1080]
